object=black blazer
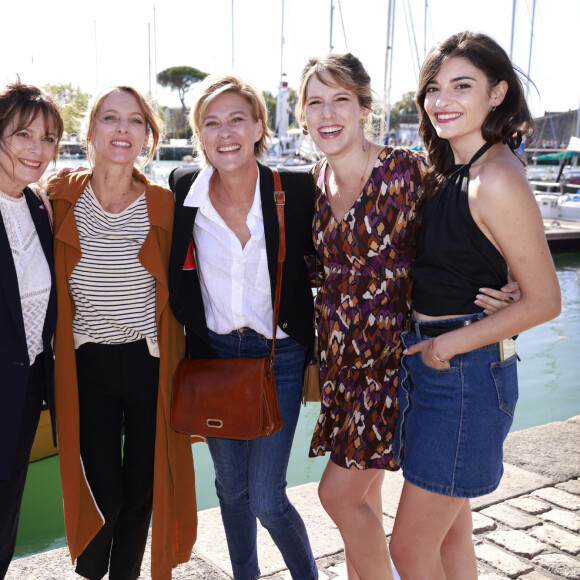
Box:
[0,187,56,479]
[169,162,315,359]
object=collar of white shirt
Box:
[183,164,262,222]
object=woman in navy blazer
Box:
[168,75,318,580]
[0,83,62,578]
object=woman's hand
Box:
[45,166,89,180]
[404,338,450,369]
[475,281,520,314]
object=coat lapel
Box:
[139,178,174,326]
[24,188,57,343]
[0,209,27,349]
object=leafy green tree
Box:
[262,91,277,131]
[157,66,209,130]
[43,83,91,135]
[389,90,418,130]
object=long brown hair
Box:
[415,31,535,231]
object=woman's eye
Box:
[43,136,56,143]
[16,131,29,138]
[425,86,438,94]
[103,115,118,122]
[307,99,321,106]
[131,118,144,125]
[457,83,471,90]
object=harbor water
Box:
[13,252,580,560]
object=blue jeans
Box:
[206,328,317,580]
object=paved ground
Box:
[7,415,580,579]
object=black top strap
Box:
[467,142,493,168]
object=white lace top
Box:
[0,190,51,365]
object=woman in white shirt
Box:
[0,82,62,579]
[169,75,318,580]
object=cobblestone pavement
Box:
[7,416,580,579]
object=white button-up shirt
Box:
[183,165,288,339]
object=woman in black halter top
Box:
[390,32,561,579]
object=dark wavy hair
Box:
[0,82,64,176]
[415,31,535,231]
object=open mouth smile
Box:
[19,158,42,168]
[217,145,241,152]
[318,125,343,137]
[435,112,463,122]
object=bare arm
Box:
[406,152,560,366]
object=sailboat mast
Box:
[330,0,334,52]
[526,0,536,99]
[509,0,517,59]
[381,0,394,139]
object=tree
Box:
[389,90,418,131]
[157,66,209,130]
[43,83,91,135]
[262,91,277,131]
[263,87,299,133]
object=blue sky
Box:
[3,0,579,119]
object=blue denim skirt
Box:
[393,313,519,498]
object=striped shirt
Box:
[70,183,158,355]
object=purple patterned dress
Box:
[309,146,427,470]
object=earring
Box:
[302,126,309,135]
[360,118,366,126]
[491,106,497,112]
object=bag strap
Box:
[269,169,286,365]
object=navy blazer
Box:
[169,162,316,359]
[0,187,56,480]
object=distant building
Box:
[532,110,579,149]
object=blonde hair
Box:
[189,74,271,166]
[81,86,163,168]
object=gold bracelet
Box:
[429,339,448,363]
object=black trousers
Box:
[74,340,159,580]
[0,354,45,580]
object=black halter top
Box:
[412,143,508,316]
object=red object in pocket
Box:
[183,237,196,270]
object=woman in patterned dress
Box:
[295,53,517,579]
[295,52,426,580]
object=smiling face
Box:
[423,56,507,155]
[200,91,263,173]
[0,114,58,197]
[89,90,149,168]
[302,71,368,158]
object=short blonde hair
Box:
[81,86,163,168]
[189,74,271,166]
[295,53,374,129]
